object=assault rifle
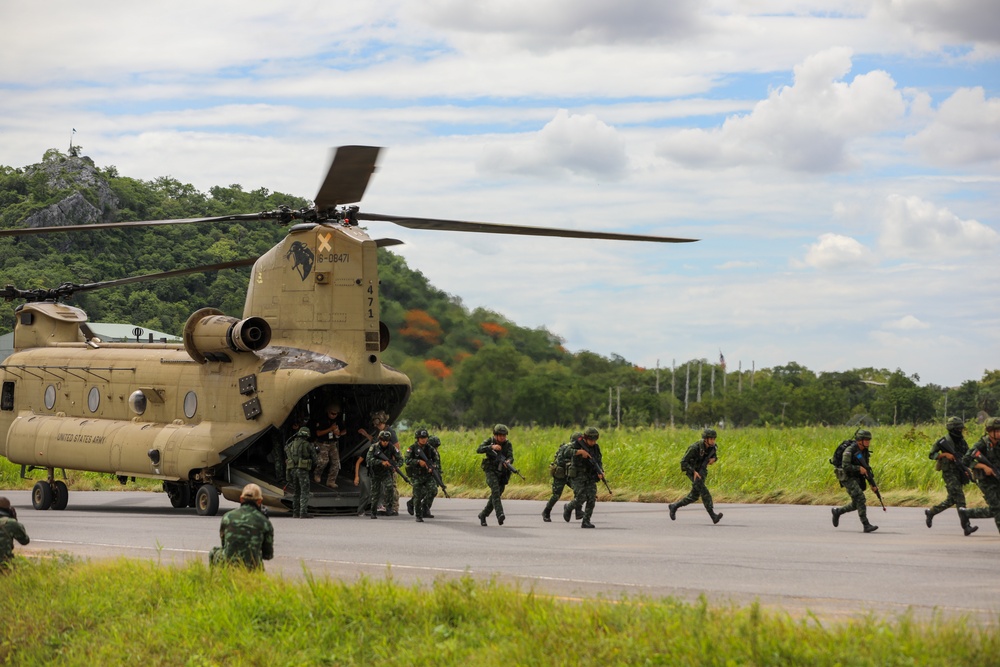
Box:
[374,448,410,485]
[971,449,1000,482]
[485,447,525,481]
[937,439,974,482]
[859,463,887,512]
[581,449,613,495]
[415,446,450,498]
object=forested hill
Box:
[1,150,997,429]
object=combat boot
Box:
[959,508,978,536]
[406,498,414,516]
[422,512,434,519]
[542,509,552,522]
[575,510,584,520]
[497,515,505,526]
[563,504,572,523]
[711,511,723,524]
[925,509,933,528]
[581,519,595,528]
[415,515,423,523]
[831,508,841,528]
[370,510,378,519]
[863,522,878,533]
[478,512,487,527]
[668,503,677,521]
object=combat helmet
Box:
[986,417,1000,432]
[946,416,964,432]
[855,429,873,441]
[702,428,718,439]
[378,430,393,441]
[415,428,429,439]
[584,426,600,440]
[493,424,509,435]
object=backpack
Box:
[829,440,853,468]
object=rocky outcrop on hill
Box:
[22,154,119,228]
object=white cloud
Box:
[906,87,1000,166]
[656,48,906,172]
[872,0,1000,49]
[797,233,874,269]
[884,315,930,330]
[477,110,629,180]
[879,194,1000,258]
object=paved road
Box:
[6,490,1000,623]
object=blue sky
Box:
[1,0,997,387]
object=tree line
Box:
[1,150,995,430]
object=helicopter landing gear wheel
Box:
[32,481,53,510]
[164,482,191,509]
[195,484,219,516]
[51,480,69,510]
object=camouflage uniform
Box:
[564,429,604,528]
[209,501,274,570]
[833,440,878,532]
[963,424,1000,534]
[542,435,580,521]
[405,438,441,521]
[477,428,514,526]
[366,439,402,519]
[669,435,722,523]
[0,502,29,571]
[311,410,342,486]
[926,422,976,534]
[285,426,315,518]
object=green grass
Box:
[0,425,972,507]
[1,557,997,666]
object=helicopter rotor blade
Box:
[2,257,259,302]
[0,213,272,238]
[315,145,381,211]
[357,213,699,244]
[375,238,404,248]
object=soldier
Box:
[0,497,29,571]
[360,411,400,515]
[209,483,274,570]
[831,429,879,533]
[285,425,315,518]
[925,416,978,535]
[405,428,441,522]
[563,427,605,529]
[960,418,1000,535]
[477,424,514,526]
[311,402,343,487]
[668,428,723,524]
[542,432,581,522]
[366,430,402,519]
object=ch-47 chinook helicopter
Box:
[0,146,697,516]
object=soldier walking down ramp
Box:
[366,431,403,520]
[669,428,723,524]
[285,425,316,518]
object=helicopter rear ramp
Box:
[224,465,370,516]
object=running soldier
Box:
[831,429,879,533]
[285,425,315,518]
[477,424,514,527]
[209,483,274,570]
[542,432,581,522]
[668,428,723,524]
[563,427,605,529]
[925,416,978,535]
[961,418,1000,535]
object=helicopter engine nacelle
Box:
[183,307,272,364]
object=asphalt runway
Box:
[6,490,1000,623]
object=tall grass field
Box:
[2,557,998,666]
[0,424,974,507]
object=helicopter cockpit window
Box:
[44,385,56,410]
[1,382,13,411]
[128,390,147,415]
[88,386,101,413]
[184,391,198,419]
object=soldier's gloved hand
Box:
[579,450,590,459]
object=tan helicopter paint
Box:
[0,222,411,504]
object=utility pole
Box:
[655,359,660,428]
[670,359,676,428]
[697,360,703,402]
[684,363,690,414]
[616,386,621,429]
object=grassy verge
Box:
[1,557,997,666]
[0,424,977,507]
